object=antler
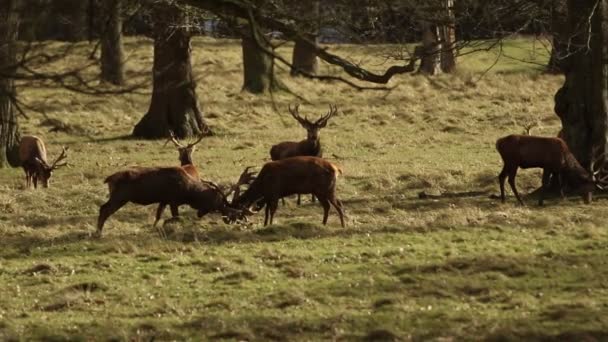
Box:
[521,121,538,136]
[229,166,257,200]
[166,130,184,148]
[185,133,205,149]
[166,130,206,150]
[50,147,68,169]
[590,146,608,189]
[288,104,311,125]
[316,104,338,126]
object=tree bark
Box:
[133,2,206,139]
[439,0,457,73]
[554,0,608,166]
[100,0,124,85]
[418,21,441,75]
[290,0,319,76]
[241,25,280,93]
[0,0,21,168]
[547,0,568,73]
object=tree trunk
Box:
[100,0,124,85]
[418,21,441,75]
[54,0,88,41]
[0,0,21,168]
[133,2,205,139]
[241,25,280,93]
[439,0,457,73]
[547,0,568,74]
[554,0,608,167]
[290,0,319,76]
[291,37,319,77]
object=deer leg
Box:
[507,168,524,205]
[498,165,508,203]
[296,194,301,205]
[317,196,331,225]
[170,204,179,218]
[311,194,316,203]
[281,198,285,206]
[268,199,279,225]
[24,169,30,188]
[329,197,345,228]
[97,199,127,236]
[539,168,552,206]
[154,203,167,227]
[264,203,270,226]
[557,172,565,199]
[33,175,38,189]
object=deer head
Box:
[288,104,338,142]
[34,147,68,188]
[166,128,208,166]
[202,167,257,224]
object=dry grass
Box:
[1,36,607,340]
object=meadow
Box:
[0,36,607,340]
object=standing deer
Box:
[231,156,345,227]
[18,135,68,188]
[166,130,206,180]
[496,134,605,205]
[270,104,337,204]
[97,166,253,236]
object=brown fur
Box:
[97,166,230,235]
[18,135,66,188]
[496,134,594,205]
[233,156,345,227]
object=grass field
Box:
[1,36,608,340]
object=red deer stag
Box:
[496,134,605,205]
[166,130,206,180]
[231,156,345,227]
[19,135,68,188]
[97,167,252,236]
[270,104,337,204]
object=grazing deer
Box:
[166,130,206,180]
[97,166,252,236]
[270,104,338,204]
[496,134,604,205]
[18,135,68,188]
[232,156,345,227]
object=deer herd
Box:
[14,104,608,237]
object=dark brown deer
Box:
[231,156,345,227]
[18,135,68,188]
[97,166,251,236]
[270,104,337,204]
[496,134,604,205]
[166,130,206,180]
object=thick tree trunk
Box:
[547,0,568,73]
[439,0,456,73]
[100,0,124,85]
[418,21,441,75]
[554,0,608,167]
[241,26,280,93]
[0,0,21,168]
[290,0,319,76]
[133,2,205,139]
[291,37,319,77]
[54,0,88,41]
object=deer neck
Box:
[303,137,321,154]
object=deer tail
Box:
[329,163,343,177]
[104,171,133,195]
